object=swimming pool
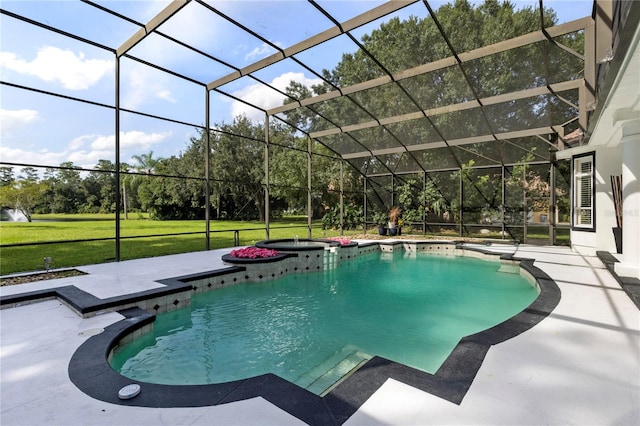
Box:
[110,250,538,395]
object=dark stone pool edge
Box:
[596,251,640,310]
[66,246,560,426]
[0,266,245,316]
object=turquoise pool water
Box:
[111,251,537,395]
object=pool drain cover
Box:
[118,384,141,400]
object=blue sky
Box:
[0,0,593,173]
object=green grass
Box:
[0,214,569,275]
[0,214,360,275]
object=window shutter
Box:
[573,154,594,229]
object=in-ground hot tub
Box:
[255,238,356,251]
[255,238,334,250]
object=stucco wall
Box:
[570,144,622,256]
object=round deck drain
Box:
[118,384,141,400]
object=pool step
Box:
[295,345,372,396]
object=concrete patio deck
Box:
[1,243,638,425]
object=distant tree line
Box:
[0,116,363,222]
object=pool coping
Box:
[0,265,248,316]
[63,243,560,425]
[596,251,640,310]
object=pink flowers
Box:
[327,237,351,245]
[229,247,279,259]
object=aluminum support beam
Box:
[208,0,418,90]
[342,126,563,160]
[549,156,557,244]
[311,79,583,140]
[117,0,190,57]
[264,113,270,240]
[115,56,121,261]
[205,88,211,250]
[363,178,368,231]
[501,165,506,239]
[340,159,344,236]
[582,18,597,132]
[459,170,463,236]
[269,18,590,116]
[307,136,313,238]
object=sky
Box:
[0,0,593,173]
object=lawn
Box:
[0,214,568,276]
[0,214,359,275]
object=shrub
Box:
[321,204,363,230]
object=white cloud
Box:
[0,47,113,90]
[90,130,172,151]
[123,64,176,109]
[67,130,170,167]
[156,89,176,103]
[0,145,66,167]
[230,72,322,122]
[245,42,279,61]
[67,150,113,166]
[0,108,39,134]
[68,134,97,151]
[0,131,171,170]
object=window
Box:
[572,153,595,231]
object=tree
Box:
[283,0,580,175]
[0,169,47,222]
[208,116,270,220]
[83,160,117,213]
[18,167,39,183]
[0,166,14,187]
[131,151,163,216]
[131,151,159,175]
[120,163,135,219]
[49,162,86,213]
[137,155,205,220]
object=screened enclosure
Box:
[0,0,595,274]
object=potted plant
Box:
[388,206,401,236]
[372,212,388,235]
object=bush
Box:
[321,204,363,230]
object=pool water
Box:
[111,251,538,395]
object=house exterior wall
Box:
[567,1,639,279]
[614,122,640,279]
[568,144,622,256]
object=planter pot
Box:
[388,227,398,236]
[612,227,622,254]
[378,226,387,236]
